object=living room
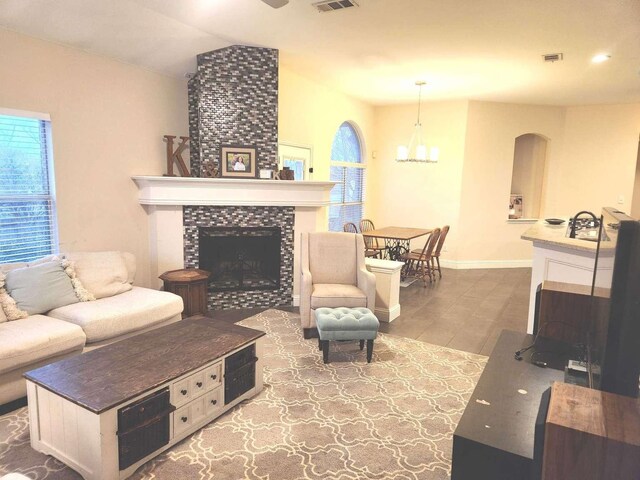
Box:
[1,0,640,479]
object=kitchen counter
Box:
[521,219,599,253]
[521,219,611,333]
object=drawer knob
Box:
[210,399,217,406]
[181,389,188,396]
[196,382,203,388]
[210,374,217,380]
[181,416,188,423]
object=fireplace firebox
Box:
[199,227,281,292]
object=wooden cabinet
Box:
[159,268,210,318]
[542,382,640,480]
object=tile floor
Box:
[215,267,532,357]
[379,267,532,355]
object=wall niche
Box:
[509,133,548,219]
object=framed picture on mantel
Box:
[220,146,257,178]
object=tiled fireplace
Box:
[184,205,294,310]
[132,176,335,310]
[133,45,334,310]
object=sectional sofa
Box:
[0,251,184,405]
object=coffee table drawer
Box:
[173,396,207,437]
[204,362,222,391]
[205,388,223,416]
[171,378,192,407]
[190,370,207,397]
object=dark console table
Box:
[452,330,569,480]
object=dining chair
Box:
[431,225,450,279]
[343,222,358,233]
[402,228,441,286]
[359,219,386,258]
[345,222,380,258]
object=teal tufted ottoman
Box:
[315,307,380,363]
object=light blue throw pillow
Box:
[5,261,79,315]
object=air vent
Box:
[542,53,564,63]
[313,0,359,13]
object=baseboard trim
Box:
[375,304,401,323]
[440,259,533,269]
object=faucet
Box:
[569,211,598,238]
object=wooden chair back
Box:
[418,228,441,259]
[434,225,450,257]
[360,219,377,249]
[360,219,375,233]
[343,222,358,234]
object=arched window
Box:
[329,122,366,232]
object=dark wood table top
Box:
[24,316,265,414]
[159,268,210,282]
[454,330,565,461]
[362,226,432,240]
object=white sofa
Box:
[0,251,184,405]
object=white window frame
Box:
[328,122,366,232]
[0,108,58,263]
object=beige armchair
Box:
[299,232,376,338]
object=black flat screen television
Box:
[590,207,640,397]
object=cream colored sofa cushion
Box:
[311,284,367,309]
[64,251,132,299]
[0,315,86,375]
[0,305,6,323]
[308,232,357,285]
[47,286,184,343]
[121,251,136,284]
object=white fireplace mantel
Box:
[133,175,336,306]
[132,176,336,207]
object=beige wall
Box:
[457,101,565,264]
[278,66,375,185]
[544,103,640,216]
[631,141,640,218]
[369,101,469,255]
[4,27,639,272]
[370,100,640,265]
[0,28,188,287]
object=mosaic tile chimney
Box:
[188,45,279,177]
[184,45,289,310]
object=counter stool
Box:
[315,307,380,363]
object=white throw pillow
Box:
[63,252,132,300]
[0,299,7,323]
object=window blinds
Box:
[329,164,366,232]
[0,114,57,263]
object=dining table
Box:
[362,226,433,261]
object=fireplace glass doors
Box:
[199,227,281,292]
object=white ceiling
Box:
[1,0,639,106]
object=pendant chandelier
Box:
[396,81,439,163]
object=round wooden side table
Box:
[159,268,210,318]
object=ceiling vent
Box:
[542,53,564,63]
[313,0,359,13]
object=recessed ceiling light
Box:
[592,54,611,63]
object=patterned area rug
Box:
[0,309,486,480]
